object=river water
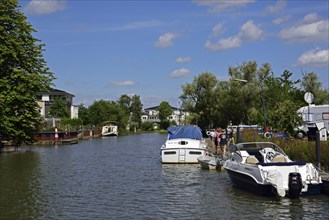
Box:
[1,133,328,220]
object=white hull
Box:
[161,125,207,164]
[161,138,207,164]
[102,131,118,136]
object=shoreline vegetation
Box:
[1,128,328,170]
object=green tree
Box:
[130,95,143,129]
[78,104,91,126]
[180,72,218,128]
[0,0,55,146]
[225,61,270,126]
[158,101,173,121]
[301,72,329,104]
[49,98,70,118]
[158,101,173,129]
[118,94,131,114]
[267,100,302,137]
[88,99,128,134]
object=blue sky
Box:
[19,0,329,108]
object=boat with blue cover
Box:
[160,125,207,164]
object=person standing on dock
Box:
[219,128,228,158]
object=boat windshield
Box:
[235,142,286,155]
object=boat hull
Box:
[161,148,206,164]
[197,155,222,170]
[226,169,276,196]
[102,132,118,137]
[225,168,322,197]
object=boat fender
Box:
[264,132,271,138]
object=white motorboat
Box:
[101,121,118,136]
[160,125,207,164]
[197,155,223,170]
[223,142,322,198]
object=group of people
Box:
[208,127,234,158]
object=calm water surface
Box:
[1,133,328,220]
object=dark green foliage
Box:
[0,0,55,145]
[180,61,328,136]
[140,121,154,131]
[60,118,83,131]
[88,99,128,134]
[49,98,70,118]
[158,101,173,121]
[77,104,91,125]
[159,120,170,130]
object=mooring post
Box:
[236,126,242,144]
[315,130,321,169]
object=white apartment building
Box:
[141,105,189,125]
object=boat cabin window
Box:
[164,151,176,155]
[189,151,202,155]
[179,141,188,145]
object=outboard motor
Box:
[288,172,303,198]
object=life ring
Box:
[206,131,211,136]
[264,132,271,138]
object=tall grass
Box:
[239,129,329,170]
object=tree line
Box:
[179,65,329,137]
[1,0,328,145]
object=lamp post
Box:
[232,77,266,132]
[260,76,266,132]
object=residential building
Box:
[141,105,189,125]
[37,88,78,119]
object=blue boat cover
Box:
[167,125,202,140]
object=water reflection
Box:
[1,134,329,220]
[0,151,46,219]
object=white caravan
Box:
[296,104,329,140]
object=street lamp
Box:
[232,77,266,132]
[260,76,266,132]
[232,78,248,83]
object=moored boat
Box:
[160,125,207,164]
[197,155,223,170]
[223,142,322,198]
[101,121,118,137]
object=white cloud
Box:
[205,36,241,51]
[205,20,263,51]
[194,0,255,13]
[279,14,329,42]
[111,80,135,86]
[176,57,191,63]
[210,22,224,38]
[170,68,191,78]
[264,0,286,14]
[25,0,66,15]
[154,32,178,48]
[111,20,162,31]
[239,20,263,41]
[302,13,321,24]
[296,48,329,67]
[272,16,290,25]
